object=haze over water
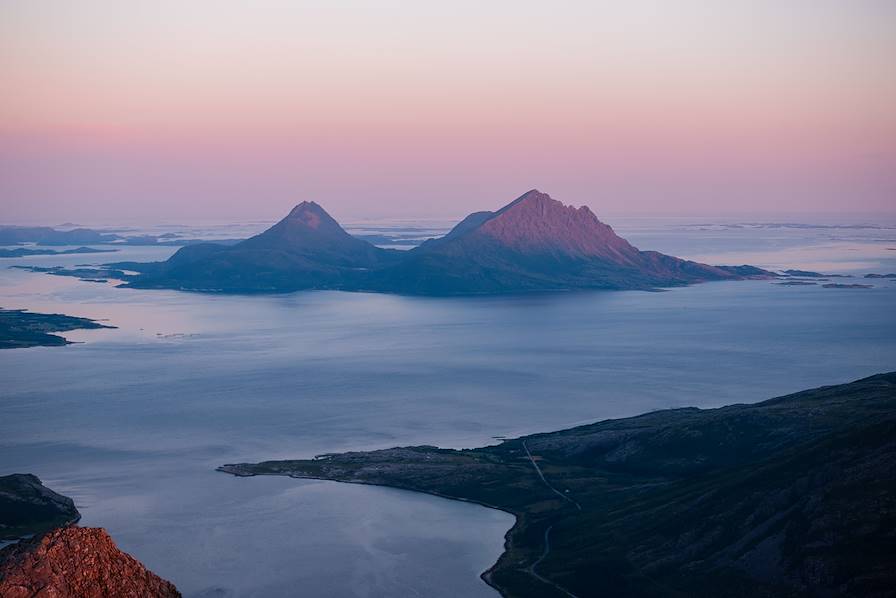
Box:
[1,216,894,596]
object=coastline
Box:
[216,373,896,598]
[218,467,524,597]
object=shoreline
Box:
[217,467,523,597]
[216,373,896,598]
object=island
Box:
[780,269,850,278]
[15,190,777,295]
[0,247,118,258]
[822,283,873,289]
[220,373,896,598]
[0,224,240,247]
[0,226,120,246]
[0,308,115,349]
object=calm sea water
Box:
[1,216,895,597]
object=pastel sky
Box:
[1,0,894,223]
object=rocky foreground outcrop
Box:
[0,475,180,597]
[0,526,180,598]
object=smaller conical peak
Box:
[287,200,324,216]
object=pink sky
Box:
[1,1,894,223]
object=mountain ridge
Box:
[367,190,743,294]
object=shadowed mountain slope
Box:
[0,474,80,540]
[131,201,400,291]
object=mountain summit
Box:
[373,190,739,294]
[142,201,396,291]
[439,189,641,264]
[124,190,765,294]
[239,201,382,263]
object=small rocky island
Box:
[0,474,180,597]
[822,283,873,289]
[0,308,114,349]
[221,373,896,598]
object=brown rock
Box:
[0,526,180,597]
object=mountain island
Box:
[99,190,770,294]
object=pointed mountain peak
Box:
[288,200,323,214]
[489,190,599,224]
[237,199,369,254]
[285,201,332,230]
[495,189,554,215]
[461,190,641,263]
[517,189,549,201]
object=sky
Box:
[1,0,894,223]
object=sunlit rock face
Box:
[0,527,181,598]
[374,189,742,294]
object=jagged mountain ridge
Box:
[462,190,642,261]
[371,190,738,294]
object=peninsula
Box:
[220,373,896,598]
[0,308,115,349]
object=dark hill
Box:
[132,201,400,292]
[0,474,80,540]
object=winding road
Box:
[521,440,582,511]
[519,440,582,597]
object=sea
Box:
[1,214,895,597]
